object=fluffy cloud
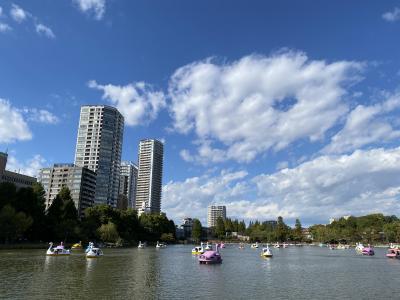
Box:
[73,0,106,20]
[164,148,400,225]
[323,92,400,154]
[6,154,46,177]
[253,147,400,224]
[35,23,55,39]
[0,23,12,33]
[88,80,166,126]
[10,4,27,23]
[383,7,400,22]
[0,99,32,143]
[163,170,249,224]
[169,51,363,163]
[22,108,59,124]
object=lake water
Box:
[1,245,400,299]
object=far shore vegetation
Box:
[1,182,400,248]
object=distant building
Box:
[264,220,278,228]
[0,152,36,189]
[302,228,313,240]
[74,105,124,207]
[135,139,164,214]
[176,218,194,240]
[38,164,96,217]
[119,161,138,209]
[207,205,226,227]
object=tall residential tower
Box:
[135,139,163,214]
[74,105,124,207]
[119,161,138,209]
[207,205,227,227]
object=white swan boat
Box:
[156,241,166,248]
[46,242,71,256]
[261,245,273,258]
[138,241,146,249]
[205,242,212,251]
[355,242,364,253]
[86,242,103,258]
[251,242,259,249]
[273,242,281,248]
[192,242,205,255]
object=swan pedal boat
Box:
[261,246,273,258]
[156,241,167,248]
[86,242,103,258]
[192,242,205,255]
[199,246,222,264]
[46,242,71,256]
[138,241,146,249]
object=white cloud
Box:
[0,6,3,16]
[10,4,27,23]
[323,92,400,154]
[0,99,32,143]
[6,154,46,177]
[73,0,106,20]
[35,23,55,39]
[276,161,289,170]
[164,147,400,225]
[383,7,400,22]
[22,108,59,124]
[253,147,400,224]
[163,170,249,224]
[0,23,12,33]
[88,80,166,126]
[169,51,363,164]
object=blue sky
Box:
[2,0,400,225]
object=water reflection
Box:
[2,247,400,299]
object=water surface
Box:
[1,245,399,299]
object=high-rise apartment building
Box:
[207,205,227,227]
[38,164,96,217]
[74,105,124,207]
[119,161,138,209]
[135,139,163,214]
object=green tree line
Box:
[0,182,176,245]
[309,214,400,244]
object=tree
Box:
[160,233,175,243]
[117,194,128,210]
[215,217,226,239]
[46,186,79,241]
[139,213,176,242]
[293,218,303,242]
[276,216,289,242]
[0,182,17,209]
[192,219,202,242]
[238,220,246,234]
[97,222,120,243]
[0,205,32,243]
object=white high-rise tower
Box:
[135,139,163,214]
[74,105,124,207]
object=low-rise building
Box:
[38,164,96,217]
[0,152,36,189]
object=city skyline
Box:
[2,1,400,225]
